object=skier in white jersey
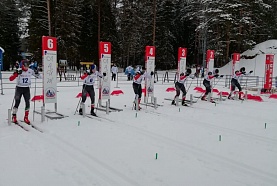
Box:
[133,70,154,110]
[171,68,194,106]
[228,67,253,100]
[9,60,41,124]
[201,71,223,102]
[79,64,105,116]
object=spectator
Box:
[111,64,118,81]
[125,65,134,81]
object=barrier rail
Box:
[0,71,276,94]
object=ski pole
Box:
[74,84,87,115]
[74,74,87,115]
[33,77,37,121]
[10,87,16,110]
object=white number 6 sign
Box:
[47,39,54,49]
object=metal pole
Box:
[154,97,157,109]
[98,0,101,43]
[106,100,110,114]
[47,0,51,36]
[0,70,3,95]
[8,109,11,125]
[152,0,156,46]
[41,106,45,122]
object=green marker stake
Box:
[265,123,267,129]
[155,153,158,160]
[215,102,216,106]
[219,135,221,141]
[179,108,180,112]
[78,121,80,126]
[135,113,138,118]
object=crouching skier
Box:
[79,64,105,116]
[9,60,41,124]
[228,67,253,100]
[133,70,154,110]
[171,68,194,106]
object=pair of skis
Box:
[13,121,43,133]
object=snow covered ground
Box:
[0,72,277,186]
[1,40,277,186]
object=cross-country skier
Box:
[201,71,223,102]
[79,64,105,116]
[171,68,194,106]
[9,60,41,124]
[133,70,154,110]
[228,67,253,100]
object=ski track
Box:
[109,117,277,185]
[34,130,141,186]
[155,106,277,144]
[125,104,277,145]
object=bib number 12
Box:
[22,78,28,84]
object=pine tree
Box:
[0,0,20,70]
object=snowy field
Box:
[1,40,277,186]
[0,72,277,186]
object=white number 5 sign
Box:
[104,44,109,53]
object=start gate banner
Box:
[99,42,112,100]
[42,36,57,104]
[178,47,187,78]
[145,46,155,97]
[206,50,215,73]
[264,54,274,90]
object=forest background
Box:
[0,0,277,70]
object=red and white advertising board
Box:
[232,53,240,75]
[178,47,187,79]
[145,46,155,98]
[42,36,57,104]
[99,42,112,100]
[264,54,274,90]
[206,50,215,73]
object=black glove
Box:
[34,70,39,74]
[214,74,219,78]
[220,75,224,78]
[140,71,145,75]
[85,70,91,75]
[242,71,246,75]
[103,72,107,77]
[150,71,154,76]
[16,68,22,75]
[249,70,253,74]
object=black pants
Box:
[112,73,116,81]
[175,82,187,99]
[203,79,211,96]
[128,73,132,81]
[82,84,95,105]
[133,82,142,99]
[230,79,241,91]
[14,86,30,110]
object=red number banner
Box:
[232,53,240,75]
[264,54,274,90]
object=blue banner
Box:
[0,50,3,70]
